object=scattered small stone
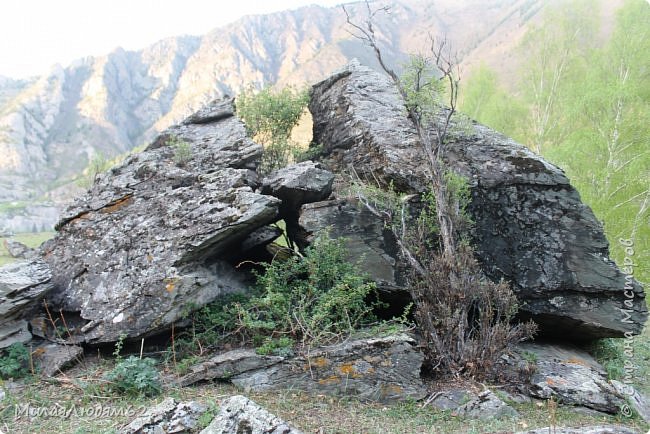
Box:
[200,395,302,434]
[454,390,519,420]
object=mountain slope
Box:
[0,0,605,231]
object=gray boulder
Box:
[298,199,403,291]
[308,61,648,339]
[261,161,334,212]
[121,397,207,434]
[0,259,53,347]
[34,342,83,376]
[41,99,281,344]
[521,343,625,413]
[201,395,302,434]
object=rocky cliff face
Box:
[31,63,646,346]
[0,0,560,231]
[308,62,648,339]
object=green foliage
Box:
[237,233,379,347]
[171,234,380,360]
[293,143,324,163]
[236,85,309,174]
[255,336,295,357]
[168,136,192,166]
[590,338,625,380]
[401,54,445,124]
[103,356,162,397]
[0,342,31,379]
[113,332,127,361]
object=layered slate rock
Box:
[0,259,53,347]
[298,199,404,292]
[308,61,648,339]
[200,395,303,434]
[178,334,426,402]
[520,343,625,413]
[41,99,281,344]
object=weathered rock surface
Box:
[309,61,648,339]
[426,388,476,411]
[298,199,404,293]
[261,161,334,213]
[201,395,302,434]
[521,343,625,413]
[0,259,53,347]
[180,334,426,402]
[40,99,281,344]
[121,397,207,434]
[454,390,519,420]
[177,349,283,387]
[3,239,33,259]
[515,426,639,434]
[34,342,83,376]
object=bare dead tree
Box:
[344,1,461,260]
[344,1,536,379]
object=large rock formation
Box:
[308,61,648,339]
[40,99,281,344]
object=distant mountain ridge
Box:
[0,0,617,232]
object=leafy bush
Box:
[103,356,162,397]
[236,85,308,174]
[168,136,192,166]
[237,234,379,347]
[171,234,380,361]
[0,343,31,379]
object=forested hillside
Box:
[460,0,649,287]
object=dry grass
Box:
[2,353,648,434]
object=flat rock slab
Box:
[41,99,281,344]
[0,259,53,347]
[180,334,425,402]
[521,343,625,413]
[121,397,207,434]
[200,395,302,434]
[177,349,283,387]
[34,342,83,377]
[309,61,647,339]
[231,334,426,402]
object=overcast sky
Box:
[0,0,344,79]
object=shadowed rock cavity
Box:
[306,61,647,340]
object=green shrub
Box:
[236,233,380,347]
[171,234,380,360]
[0,343,31,379]
[168,136,192,166]
[236,85,308,175]
[104,356,162,397]
[255,337,295,357]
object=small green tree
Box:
[236,86,309,174]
